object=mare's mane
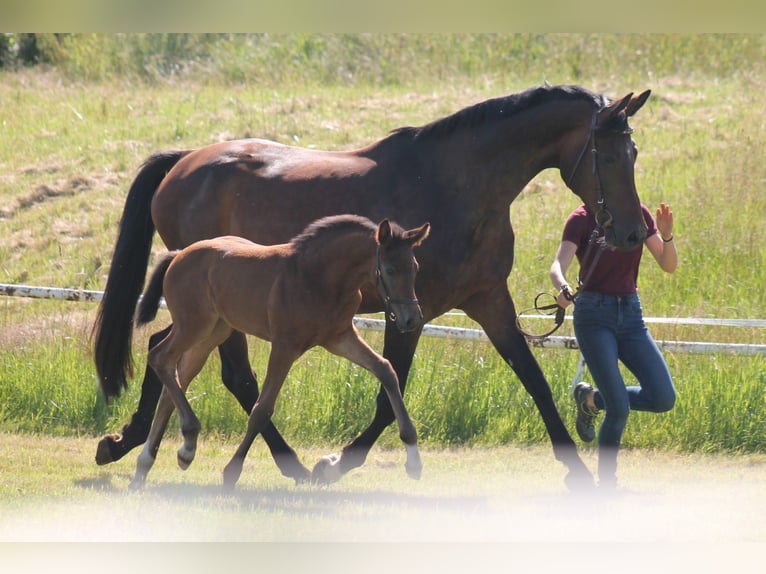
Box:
[391,84,607,142]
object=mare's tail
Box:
[91,150,189,401]
[135,252,178,326]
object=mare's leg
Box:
[96,325,171,465]
[311,322,422,484]
[222,343,299,491]
[460,284,593,490]
[317,329,421,482]
[218,332,310,482]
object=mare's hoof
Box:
[564,468,596,492]
[311,454,343,485]
[128,475,146,491]
[292,471,312,486]
[95,434,121,465]
[222,462,243,493]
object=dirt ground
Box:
[1,437,764,573]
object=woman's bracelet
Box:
[662,234,674,243]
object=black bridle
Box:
[376,246,420,322]
[517,107,633,340]
[565,108,634,230]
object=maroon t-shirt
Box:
[562,204,657,296]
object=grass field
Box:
[0,35,765,570]
[0,34,764,461]
[1,432,765,544]
[1,432,765,574]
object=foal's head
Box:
[375,219,430,333]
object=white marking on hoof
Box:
[131,448,155,489]
[405,444,422,480]
[312,453,343,485]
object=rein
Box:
[517,107,620,340]
[375,246,419,322]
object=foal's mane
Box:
[392,84,606,141]
[291,214,392,255]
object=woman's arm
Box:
[646,202,678,273]
[550,240,578,308]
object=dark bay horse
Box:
[93,84,652,489]
[129,215,429,489]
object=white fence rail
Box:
[2,283,764,356]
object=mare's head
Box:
[561,89,652,250]
[375,219,431,333]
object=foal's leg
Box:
[218,332,310,483]
[131,384,176,489]
[222,342,299,491]
[146,321,229,468]
[316,328,421,482]
[312,323,422,484]
[131,340,223,489]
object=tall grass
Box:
[0,34,764,455]
[6,34,764,87]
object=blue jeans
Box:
[573,291,676,483]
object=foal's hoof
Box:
[406,464,422,480]
[311,453,343,485]
[405,445,423,480]
[177,448,195,471]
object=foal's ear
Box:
[405,222,431,247]
[376,219,393,245]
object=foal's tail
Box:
[91,149,189,401]
[136,252,178,327]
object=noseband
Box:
[376,247,420,322]
[565,108,634,229]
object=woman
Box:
[550,202,678,488]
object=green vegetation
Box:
[0,34,764,455]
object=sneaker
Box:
[573,382,599,442]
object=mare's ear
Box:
[405,222,431,247]
[626,90,651,117]
[376,219,392,245]
[601,92,633,121]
